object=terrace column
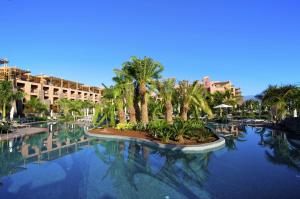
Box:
[49,86,54,104]
[24,82,31,101]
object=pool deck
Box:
[0,127,48,141]
[86,130,225,153]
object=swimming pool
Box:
[0,123,299,199]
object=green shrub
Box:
[146,120,174,143]
[132,122,147,131]
[187,119,205,129]
[129,119,211,144]
[0,122,10,133]
[115,123,134,131]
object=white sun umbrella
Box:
[294,109,298,118]
[50,109,53,118]
[214,104,233,116]
[214,104,233,109]
[10,106,14,121]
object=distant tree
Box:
[258,85,300,122]
[25,98,48,116]
[57,98,71,116]
[0,81,24,121]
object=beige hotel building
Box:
[0,58,102,113]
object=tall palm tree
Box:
[113,69,136,124]
[157,78,176,124]
[0,80,24,121]
[122,56,164,124]
[114,87,126,124]
[178,80,212,121]
[102,85,126,125]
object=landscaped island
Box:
[89,119,218,145]
[88,119,226,152]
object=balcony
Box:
[31,89,38,94]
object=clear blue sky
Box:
[1,0,299,95]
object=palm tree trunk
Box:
[118,108,126,124]
[2,103,6,122]
[134,85,141,121]
[140,83,149,124]
[128,106,136,124]
[116,100,126,124]
[165,101,173,124]
[180,103,189,121]
[178,134,185,144]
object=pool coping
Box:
[86,131,225,153]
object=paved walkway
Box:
[0,127,48,141]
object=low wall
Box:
[86,131,225,153]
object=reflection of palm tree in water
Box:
[0,139,24,178]
[224,125,247,151]
[254,127,300,172]
[95,141,212,199]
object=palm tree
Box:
[0,81,24,121]
[148,97,164,121]
[177,80,212,121]
[81,100,94,116]
[114,87,126,124]
[24,98,48,116]
[57,98,71,116]
[100,85,126,125]
[157,78,176,124]
[122,56,164,124]
[258,85,299,122]
[207,90,238,109]
[113,69,136,124]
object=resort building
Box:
[0,58,102,113]
[202,76,242,97]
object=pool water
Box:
[0,123,299,199]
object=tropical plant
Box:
[24,98,48,116]
[177,80,212,121]
[57,99,94,121]
[0,80,24,121]
[168,119,192,144]
[113,69,136,124]
[93,86,120,127]
[115,122,134,131]
[148,97,164,121]
[157,78,176,124]
[57,98,71,116]
[257,85,300,122]
[122,56,164,124]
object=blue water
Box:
[0,123,299,199]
